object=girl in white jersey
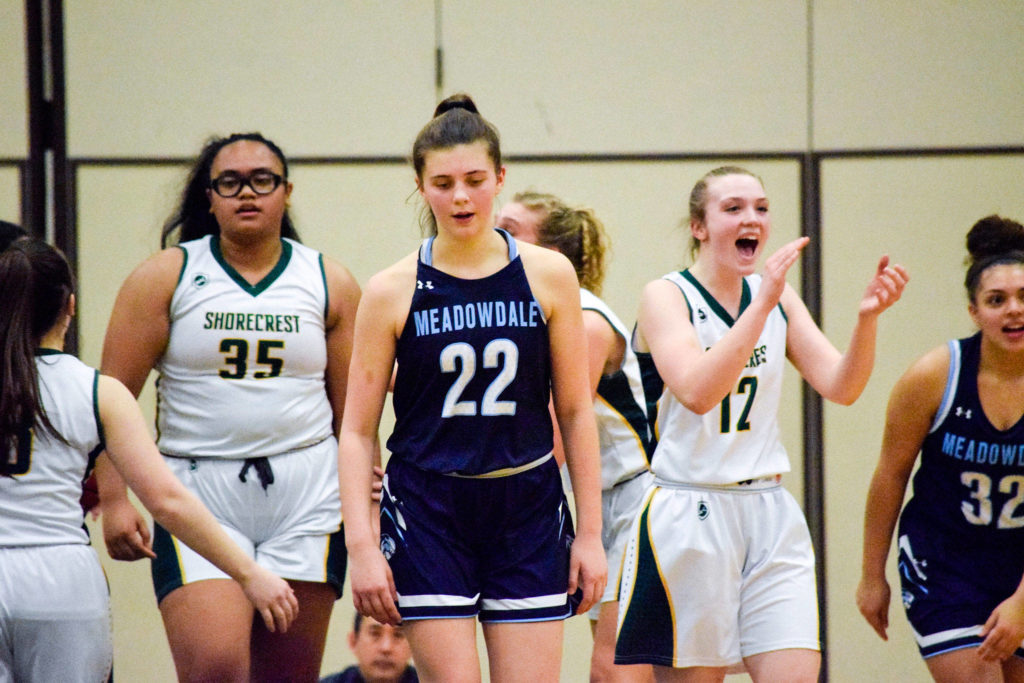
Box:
[615,166,908,682]
[94,133,362,681]
[0,237,297,683]
[497,192,654,683]
[339,94,606,682]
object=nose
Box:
[453,182,470,202]
[237,180,257,198]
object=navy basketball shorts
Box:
[379,456,576,622]
[897,521,1024,659]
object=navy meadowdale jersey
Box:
[902,333,1024,548]
[387,229,554,475]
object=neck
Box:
[39,326,66,352]
[432,226,504,272]
[219,232,282,266]
[688,259,744,301]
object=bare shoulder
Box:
[891,343,951,408]
[120,247,185,292]
[516,240,578,299]
[356,251,419,329]
[322,255,361,294]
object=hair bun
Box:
[434,93,479,118]
[966,214,1024,262]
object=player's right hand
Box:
[242,567,299,633]
[855,574,890,641]
[349,544,402,626]
[101,497,155,561]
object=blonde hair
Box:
[538,205,609,295]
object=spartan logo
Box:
[192,273,209,288]
[380,534,397,560]
[697,500,709,520]
[696,307,708,322]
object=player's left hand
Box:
[978,593,1024,661]
[568,531,607,615]
[859,255,909,317]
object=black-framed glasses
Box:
[209,171,284,198]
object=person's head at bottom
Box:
[349,614,413,683]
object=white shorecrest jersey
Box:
[0,351,101,547]
[648,270,790,485]
[156,235,333,458]
[580,289,651,490]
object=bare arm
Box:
[856,346,946,640]
[337,265,410,626]
[535,254,607,614]
[638,237,807,415]
[98,375,298,632]
[786,256,909,405]
[548,309,618,470]
[97,248,181,560]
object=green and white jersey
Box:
[156,235,333,458]
[580,289,651,490]
[648,270,789,485]
[0,351,101,547]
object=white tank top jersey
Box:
[579,288,651,489]
[156,235,333,458]
[649,270,790,485]
[0,351,101,547]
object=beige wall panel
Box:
[65,3,435,158]
[821,155,1024,682]
[500,159,806,501]
[0,1,26,157]
[0,166,20,223]
[814,1,1024,149]
[441,1,808,154]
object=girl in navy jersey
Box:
[616,166,908,682]
[0,237,297,682]
[497,193,654,683]
[859,215,1024,682]
[339,94,606,681]
[95,132,362,681]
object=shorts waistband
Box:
[653,473,782,492]
[445,453,553,479]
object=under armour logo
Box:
[955,406,973,419]
[417,280,434,290]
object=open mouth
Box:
[736,238,758,257]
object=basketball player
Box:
[0,237,297,682]
[859,216,1024,682]
[615,166,907,681]
[94,132,362,682]
[339,94,606,682]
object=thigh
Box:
[482,619,563,683]
[250,580,335,683]
[159,579,253,683]
[738,489,819,658]
[925,647,1006,683]
[616,487,744,669]
[0,546,111,683]
[404,617,481,682]
[743,648,820,683]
